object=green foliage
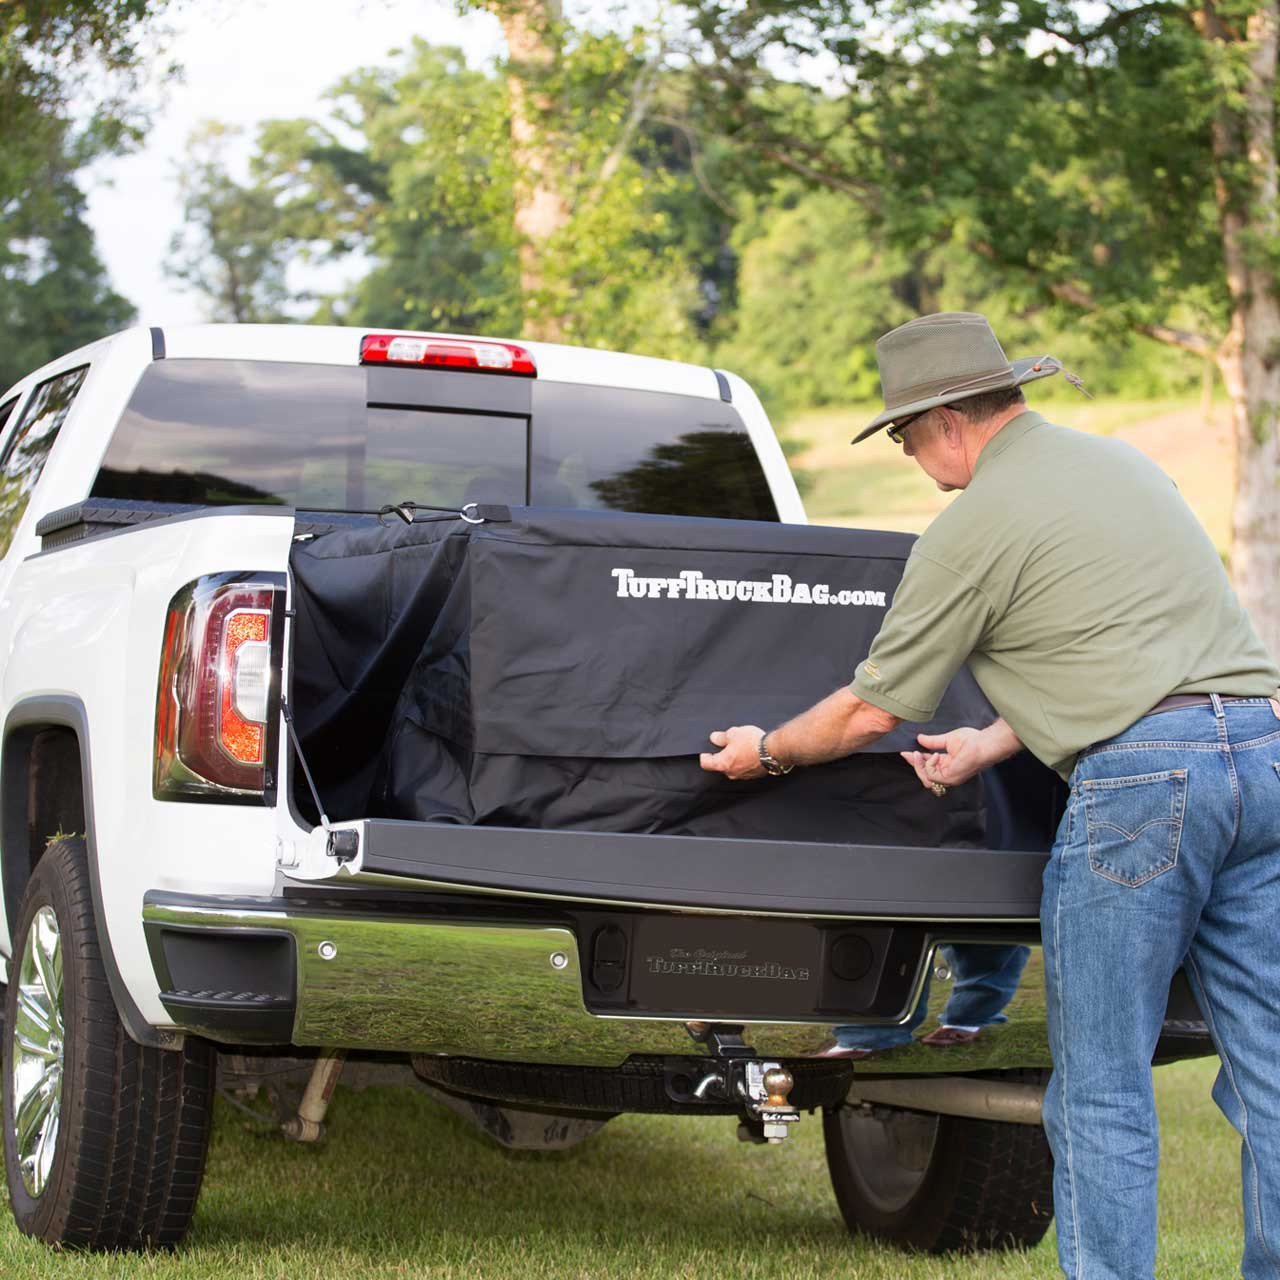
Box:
[1,0,170,217]
[156,6,1215,429]
[156,32,714,350]
[0,180,135,391]
[274,44,525,333]
[719,189,1202,424]
[166,36,728,358]
[718,190,915,417]
[682,1,1238,355]
[0,0,169,386]
[166,124,296,323]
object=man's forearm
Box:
[766,688,902,767]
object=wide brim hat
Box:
[852,312,1081,444]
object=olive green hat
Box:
[852,311,1087,444]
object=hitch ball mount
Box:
[668,1023,801,1144]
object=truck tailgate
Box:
[351,819,1047,919]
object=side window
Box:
[0,366,89,558]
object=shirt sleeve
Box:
[850,549,994,721]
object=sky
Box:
[83,0,506,325]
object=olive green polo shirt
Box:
[850,411,1280,777]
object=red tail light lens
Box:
[360,333,536,376]
[155,575,284,801]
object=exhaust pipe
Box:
[847,1076,1044,1125]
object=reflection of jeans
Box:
[830,943,1030,1051]
[1042,698,1280,1280]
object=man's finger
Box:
[899,752,934,790]
[916,732,948,749]
[708,730,729,747]
[699,751,727,772]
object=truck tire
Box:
[823,1071,1054,1254]
[2,836,213,1250]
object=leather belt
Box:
[1146,693,1253,717]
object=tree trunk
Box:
[1198,0,1280,660]
[490,0,570,341]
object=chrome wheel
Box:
[11,905,64,1197]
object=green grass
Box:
[0,1057,1243,1278]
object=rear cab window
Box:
[0,366,89,556]
[90,359,779,522]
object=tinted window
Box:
[93,359,779,522]
[0,397,18,437]
[94,361,528,511]
[531,382,778,521]
[0,366,88,557]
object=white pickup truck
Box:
[0,324,1208,1254]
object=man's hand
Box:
[900,718,1024,790]
[700,725,767,780]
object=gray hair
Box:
[948,387,1026,423]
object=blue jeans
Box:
[831,943,1030,1050]
[1042,695,1280,1280]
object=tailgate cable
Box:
[280,700,358,863]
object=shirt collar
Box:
[971,410,1046,479]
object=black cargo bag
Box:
[288,508,991,847]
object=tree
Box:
[718,188,914,415]
[683,0,1280,654]
[166,124,295,323]
[0,177,135,390]
[476,0,571,338]
[1,2,168,201]
[464,2,707,346]
[1,1,172,383]
[168,35,722,359]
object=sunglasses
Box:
[886,410,928,445]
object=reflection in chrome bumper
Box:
[141,895,1061,1072]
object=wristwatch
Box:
[757,732,794,776]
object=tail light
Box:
[154,573,285,801]
[359,333,536,375]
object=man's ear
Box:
[937,406,960,446]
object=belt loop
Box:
[1210,693,1225,719]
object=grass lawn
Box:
[0,1057,1242,1278]
[790,396,1235,556]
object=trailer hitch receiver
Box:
[671,1023,801,1144]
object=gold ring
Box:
[930,782,947,797]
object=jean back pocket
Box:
[1081,769,1187,887]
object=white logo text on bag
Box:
[610,567,886,607]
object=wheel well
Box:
[2,723,86,940]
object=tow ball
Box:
[667,1023,801,1145]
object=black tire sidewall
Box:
[823,1103,952,1244]
[2,838,95,1239]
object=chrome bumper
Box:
[141,894,1057,1072]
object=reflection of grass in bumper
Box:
[149,899,1060,1068]
[292,917,1058,1070]
[876,948,1054,1071]
[295,920,574,1053]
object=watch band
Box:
[757,732,794,776]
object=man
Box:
[700,311,1280,1280]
